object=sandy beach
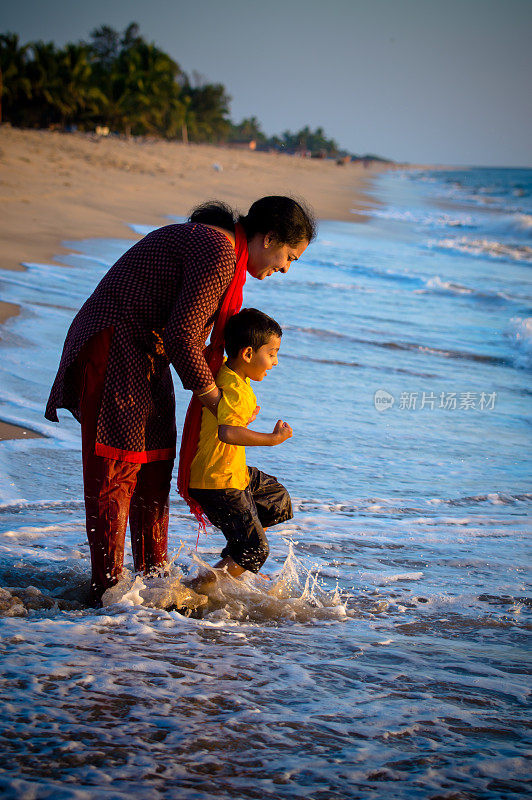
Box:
[0,126,389,439]
[0,126,387,275]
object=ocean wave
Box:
[358,570,424,585]
[431,237,532,264]
[299,267,519,307]
[285,324,511,366]
[282,352,362,368]
[310,256,424,286]
[309,256,526,307]
[513,213,532,232]
[415,275,514,304]
[367,206,476,229]
[410,168,532,217]
[504,316,532,369]
[427,491,532,507]
[293,492,532,517]
[0,499,85,514]
[296,278,377,293]
[282,352,438,378]
[477,211,532,239]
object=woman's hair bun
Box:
[188,201,236,230]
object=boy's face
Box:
[242,335,281,381]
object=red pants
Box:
[78,329,174,604]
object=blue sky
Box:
[2,0,531,166]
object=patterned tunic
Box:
[45,223,237,461]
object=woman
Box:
[45,196,315,603]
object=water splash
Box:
[0,541,346,624]
[103,542,347,623]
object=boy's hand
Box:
[272,419,293,444]
[219,420,292,447]
[248,405,261,425]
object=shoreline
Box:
[0,126,396,441]
[0,126,389,270]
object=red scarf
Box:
[177,222,248,531]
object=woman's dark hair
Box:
[189,200,236,231]
[239,196,316,245]
[189,196,316,246]
[224,308,282,358]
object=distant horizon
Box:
[2,0,531,168]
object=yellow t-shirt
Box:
[189,363,257,490]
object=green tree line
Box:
[0,23,346,156]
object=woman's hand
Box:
[248,405,261,425]
[194,384,222,417]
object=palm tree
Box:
[230,116,265,143]
[25,41,61,127]
[134,42,183,136]
[182,79,231,142]
[55,43,105,128]
[89,24,120,69]
[0,33,32,124]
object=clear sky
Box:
[2,0,531,166]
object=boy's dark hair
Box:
[224,308,282,358]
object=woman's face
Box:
[246,233,308,280]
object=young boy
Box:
[187,308,293,588]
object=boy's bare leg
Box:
[213,556,246,577]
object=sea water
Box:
[0,167,530,799]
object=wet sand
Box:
[0,420,42,441]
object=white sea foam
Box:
[100,544,347,624]
[128,223,158,236]
[414,274,514,304]
[424,275,475,295]
[432,236,532,263]
[365,206,476,229]
[360,571,424,585]
[504,316,532,368]
[512,213,532,232]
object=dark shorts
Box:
[189,466,293,573]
